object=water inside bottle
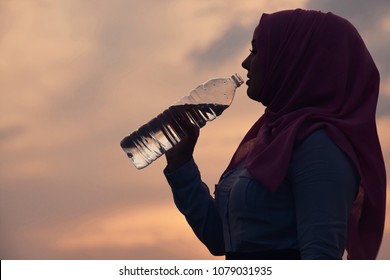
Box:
[120,103,229,168]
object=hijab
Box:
[224,9,386,259]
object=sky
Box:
[0,0,389,260]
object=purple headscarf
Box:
[224,9,386,259]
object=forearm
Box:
[164,158,225,255]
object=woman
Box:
[164,9,386,259]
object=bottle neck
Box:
[231,73,244,88]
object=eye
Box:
[249,40,257,54]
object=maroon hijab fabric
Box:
[225,9,386,259]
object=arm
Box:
[164,121,225,255]
[164,159,225,255]
[289,130,359,259]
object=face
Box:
[241,38,263,102]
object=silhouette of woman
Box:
[164,9,386,260]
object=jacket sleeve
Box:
[289,130,359,259]
[164,158,225,255]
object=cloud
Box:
[0,124,25,142]
[306,0,390,23]
[377,73,390,117]
[377,95,390,117]
[188,23,254,71]
[376,117,390,259]
[27,202,221,259]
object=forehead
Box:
[252,23,261,41]
[252,13,269,42]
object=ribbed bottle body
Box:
[120,74,243,169]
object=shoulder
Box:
[289,129,359,181]
[295,129,336,153]
[292,129,345,163]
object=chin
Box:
[247,89,259,102]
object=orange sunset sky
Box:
[1,0,390,259]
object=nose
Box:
[241,54,251,70]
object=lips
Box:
[246,75,251,84]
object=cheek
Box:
[250,56,262,78]
[250,62,262,88]
[246,79,261,101]
[247,58,264,102]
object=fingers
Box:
[164,105,201,171]
[165,126,199,171]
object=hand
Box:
[165,121,200,171]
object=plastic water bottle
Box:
[120,73,244,169]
